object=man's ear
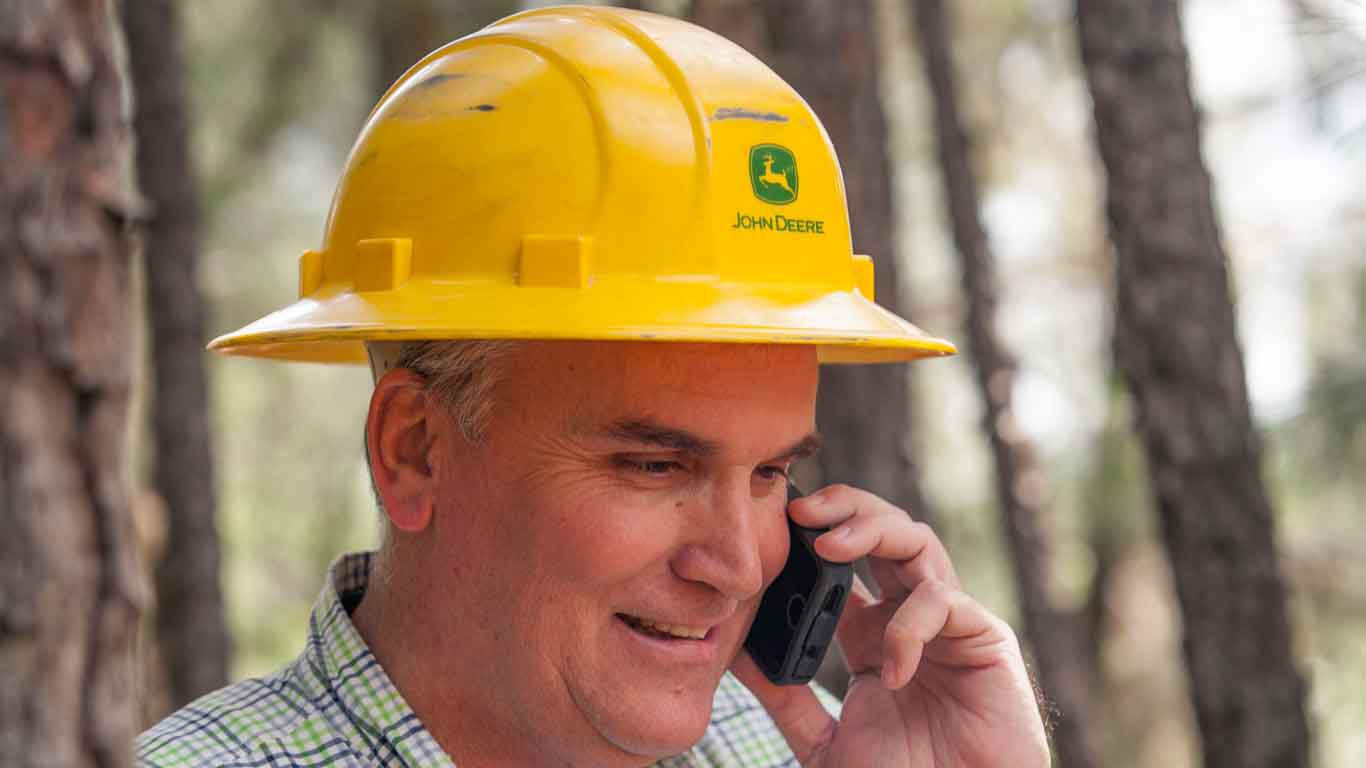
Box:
[366,369,440,533]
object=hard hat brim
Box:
[208,279,956,365]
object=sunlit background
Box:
[173,1,1366,765]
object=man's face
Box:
[423,341,819,764]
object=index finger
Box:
[793,485,959,596]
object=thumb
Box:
[730,650,837,765]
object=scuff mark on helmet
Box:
[412,72,465,90]
[712,107,788,123]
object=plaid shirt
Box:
[137,552,813,767]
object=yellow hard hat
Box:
[209,5,955,364]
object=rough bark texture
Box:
[910,1,1099,764]
[1075,2,1312,766]
[0,1,144,766]
[122,0,230,712]
[691,0,937,529]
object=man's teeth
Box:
[623,615,708,640]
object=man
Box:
[139,6,1048,767]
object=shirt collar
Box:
[303,551,454,767]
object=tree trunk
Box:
[370,0,520,99]
[909,0,1099,764]
[0,1,143,766]
[691,0,937,530]
[123,0,230,712]
[1075,2,1312,766]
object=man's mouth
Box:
[617,613,711,641]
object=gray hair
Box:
[367,339,523,444]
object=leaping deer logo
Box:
[749,144,798,205]
[758,153,794,196]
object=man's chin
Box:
[606,717,712,764]
[590,687,717,763]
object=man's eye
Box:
[755,465,789,482]
[618,458,684,476]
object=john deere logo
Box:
[749,144,798,205]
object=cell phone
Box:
[743,484,853,685]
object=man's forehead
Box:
[566,339,811,365]
[575,416,822,462]
[602,340,806,389]
[513,344,816,460]
[542,340,817,389]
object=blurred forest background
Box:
[2,0,1363,766]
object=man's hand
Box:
[731,484,1050,767]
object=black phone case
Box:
[743,485,853,685]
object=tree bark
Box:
[909,0,1099,764]
[691,0,937,529]
[122,0,230,712]
[1075,2,1312,766]
[0,1,144,766]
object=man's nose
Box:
[670,477,768,600]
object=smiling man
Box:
[355,341,819,765]
[137,6,1048,767]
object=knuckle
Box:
[916,576,950,596]
[907,519,936,539]
[918,577,961,607]
[992,616,1023,648]
[819,483,856,501]
[884,616,921,646]
[904,520,939,551]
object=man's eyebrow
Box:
[598,419,721,457]
[593,419,821,462]
[773,432,823,462]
